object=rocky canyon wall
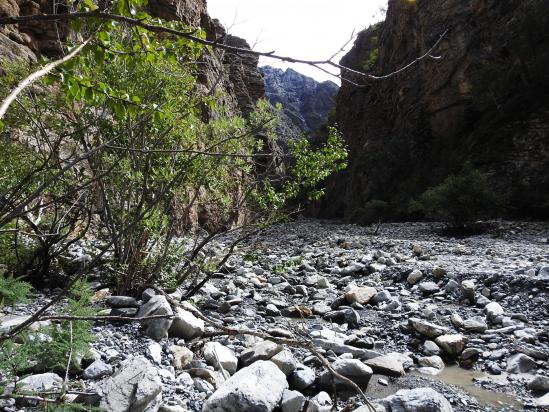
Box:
[321,0,549,220]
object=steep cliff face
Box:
[324,0,549,219]
[262,66,338,139]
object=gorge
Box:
[0,1,548,412]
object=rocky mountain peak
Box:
[262,65,338,138]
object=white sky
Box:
[207,0,388,83]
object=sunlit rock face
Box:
[320,0,549,220]
[262,65,338,141]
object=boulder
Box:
[306,391,332,412]
[239,340,283,367]
[19,373,63,392]
[203,342,238,375]
[528,375,549,393]
[289,364,316,390]
[506,353,537,374]
[461,280,476,303]
[418,356,445,370]
[484,302,504,322]
[281,389,306,412]
[271,349,297,376]
[407,270,423,285]
[379,388,453,412]
[435,335,467,356]
[170,345,194,370]
[345,286,377,305]
[106,296,139,308]
[463,317,488,333]
[202,360,288,412]
[137,295,173,341]
[319,359,373,387]
[409,318,449,338]
[365,354,405,377]
[83,360,113,380]
[99,356,162,412]
[168,307,204,341]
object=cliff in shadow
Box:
[320,0,549,220]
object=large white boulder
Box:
[202,360,288,412]
[99,356,162,412]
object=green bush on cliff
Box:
[418,166,498,229]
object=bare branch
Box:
[0,37,92,121]
[0,12,448,85]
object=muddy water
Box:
[424,366,524,410]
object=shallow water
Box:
[427,365,524,410]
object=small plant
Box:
[418,166,498,231]
[0,271,32,307]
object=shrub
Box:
[419,166,498,230]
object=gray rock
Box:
[19,373,63,392]
[271,349,297,376]
[407,270,423,285]
[148,342,163,364]
[345,286,377,305]
[0,315,50,335]
[202,360,288,412]
[137,295,173,341]
[306,391,332,412]
[533,393,549,408]
[445,279,459,293]
[106,296,139,308]
[463,317,488,333]
[324,308,360,326]
[506,353,537,374]
[364,354,405,377]
[319,358,373,386]
[418,356,445,370]
[432,267,447,279]
[313,338,381,359]
[379,388,453,412]
[203,342,238,375]
[423,340,442,356]
[168,307,204,341]
[170,345,193,370]
[528,375,549,393]
[289,364,316,390]
[461,280,476,303]
[419,281,439,294]
[435,335,467,356]
[371,290,392,305]
[240,340,283,367]
[194,378,214,393]
[409,318,448,338]
[99,356,162,412]
[265,304,281,316]
[312,302,331,315]
[484,302,504,322]
[142,288,156,303]
[83,360,113,380]
[281,389,306,412]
